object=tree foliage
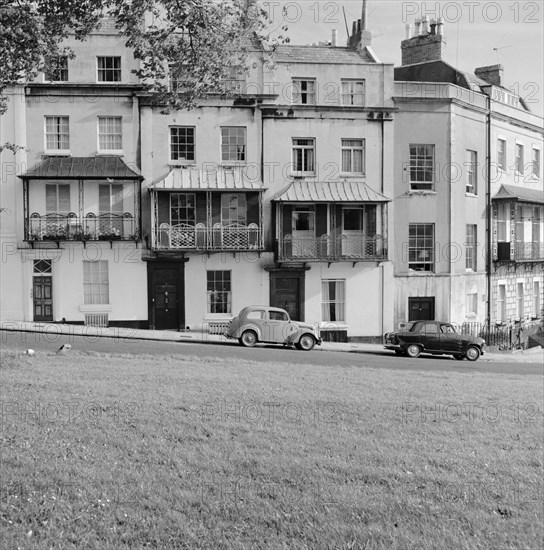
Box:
[0,0,286,117]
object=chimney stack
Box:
[347,0,372,51]
[401,16,447,65]
[474,64,504,87]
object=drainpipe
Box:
[486,94,492,327]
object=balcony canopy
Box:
[272,180,391,202]
[20,157,142,180]
[492,184,544,204]
[149,167,265,191]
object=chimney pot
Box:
[405,23,412,39]
[422,15,429,35]
[414,18,421,35]
[331,29,338,47]
[437,17,444,35]
[430,18,437,35]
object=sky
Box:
[257,0,544,117]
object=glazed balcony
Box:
[278,234,387,262]
[27,212,138,242]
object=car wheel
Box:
[465,346,480,361]
[454,354,465,361]
[239,330,257,347]
[406,344,421,358]
[395,350,405,356]
[296,334,316,351]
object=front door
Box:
[148,263,185,330]
[33,276,53,321]
[270,275,303,321]
[408,297,435,321]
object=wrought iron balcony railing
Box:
[27,212,138,241]
[154,222,263,251]
[496,241,544,262]
[278,234,387,261]
[515,241,544,261]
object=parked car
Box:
[225,306,322,350]
[384,320,485,361]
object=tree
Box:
[0,0,287,142]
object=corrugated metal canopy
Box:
[492,184,544,204]
[271,180,391,202]
[149,167,265,191]
[21,157,142,179]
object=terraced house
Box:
[1,10,395,340]
[392,17,543,329]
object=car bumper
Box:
[384,344,401,351]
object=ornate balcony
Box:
[154,222,262,251]
[515,241,544,261]
[278,234,387,262]
[27,212,138,242]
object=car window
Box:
[269,311,288,321]
[422,323,438,333]
[440,324,456,334]
[246,310,265,320]
[405,322,416,331]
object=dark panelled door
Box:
[149,265,183,330]
[408,297,435,321]
[33,276,53,321]
[270,277,301,321]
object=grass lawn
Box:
[1,349,542,549]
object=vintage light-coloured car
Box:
[225,306,322,350]
[384,320,486,361]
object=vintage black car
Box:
[384,320,485,361]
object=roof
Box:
[149,167,265,191]
[492,184,544,204]
[271,180,391,202]
[394,60,488,91]
[273,45,376,64]
[21,157,142,179]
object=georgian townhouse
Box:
[2,19,148,327]
[140,15,395,340]
[2,9,395,340]
[393,17,543,328]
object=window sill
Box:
[291,173,316,178]
[169,161,196,167]
[44,150,71,157]
[79,304,112,313]
[340,173,365,178]
[320,322,348,329]
[97,150,123,156]
[407,269,436,275]
[408,189,436,195]
[465,192,478,198]
[204,314,233,319]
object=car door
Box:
[439,323,464,353]
[421,322,441,350]
[263,310,292,343]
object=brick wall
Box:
[401,35,446,65]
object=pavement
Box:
[1,321,543,364]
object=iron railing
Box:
[27,212,138,241]
[515,241,544,261]
[460,320,543,349]
[278,234,387,261]
[154,222,263,251]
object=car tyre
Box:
[239,330,257,348]
[406,344,421,358]
[453,354,465,360]
[465,346,480,361]
[296,334,316,351]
